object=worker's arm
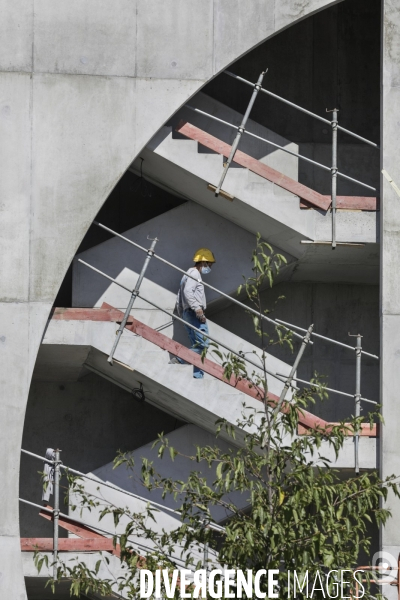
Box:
[184,273,206,322]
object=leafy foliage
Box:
[36,235,398,600]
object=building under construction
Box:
[1,0,400,597]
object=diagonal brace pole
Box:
[273,324,314,418]
[215,69,267,197]
[108,237,158,365]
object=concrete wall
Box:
[211,282,380,422]
[0,0,361,595]
[381,0,400,593]
[86,424,250,526]
[55,172,186,307]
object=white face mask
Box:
[201,265,211,275]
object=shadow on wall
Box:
[210,281,379,423]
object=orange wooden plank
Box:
[51,305,377,437]
[39,508,121,557]
[101,303,330,432]
[52,307,133,323]
[40,508,106,539]
[298,422,377,437]
[176,120,331,211]
[300,196,379,211]
[128,314,377,434]
[21,537,114,552]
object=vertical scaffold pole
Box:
[108,237,158,365]
[273,324,314,418]
[215,70,267,197]
[354,335,362,473]
[329,108,338,249]
[203,538,208,572]
[53,449,61,580]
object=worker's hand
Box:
[195,309,206,324]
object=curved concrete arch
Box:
[0,0,342,595]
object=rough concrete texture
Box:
[91,424,254,521]
[0,0,376,595]
[381,0,400,588]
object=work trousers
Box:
[179,308,209,378]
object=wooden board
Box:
[21,537,114,552]
[176,120,331,210]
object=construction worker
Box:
[170,248,216,378]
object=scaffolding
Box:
[77,221,379,474]
[186,69,378,249]
[20,448,223,578]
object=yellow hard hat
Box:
[193,248,216,263]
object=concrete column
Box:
[381,0,400,589]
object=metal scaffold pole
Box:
[354,334,362,473]
[273,324,314,418]
[203,532,208,572]
[328,108,339,249]
[108,237,158,365]
[53,449,61,580]
[215,69,267,197]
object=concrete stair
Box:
[38,308,377,469]
[130,93,379,284]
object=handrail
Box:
[91,221,379,359]
[20,449,225,533]
[77,259,379,407]
[185,105,376,192]
[19,498,200,568]
[275,319,379,360]
[224,71,379,149]
[77,258,292,386]
[275,374,377,405]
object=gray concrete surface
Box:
[0,1,340,594]
[381,0,400,590]
[91,424,250,522]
